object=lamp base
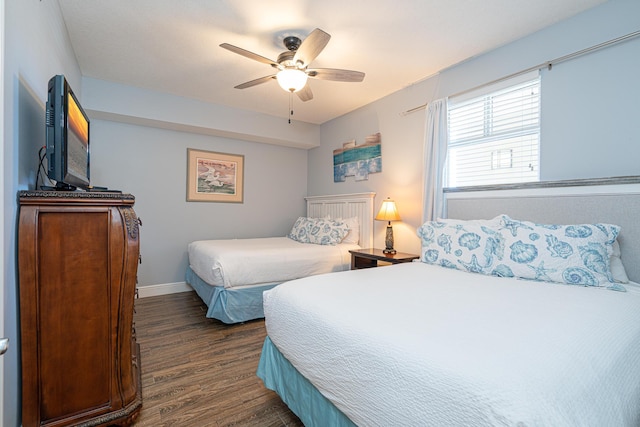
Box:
[383,225,396,255]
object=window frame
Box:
[445,72,541,189]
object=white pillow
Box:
[332,216,360,244]
[611,240,630,283]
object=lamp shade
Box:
[276,68,308,92]
[375,198,401,222]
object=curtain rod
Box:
[401,29,640,116]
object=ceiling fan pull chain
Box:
[289,91,293,124]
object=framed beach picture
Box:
[333,132,382,182]
[187,148,244,203]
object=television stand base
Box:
[87,187,122,193]
[40,183,77,191]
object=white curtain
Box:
[422,98,448,223]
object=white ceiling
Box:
[58,0,606,125]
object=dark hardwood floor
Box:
[132,291,303,426]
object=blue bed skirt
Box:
[257,336,356,427]
[185,266,278,324]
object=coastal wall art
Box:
[333,132,382,182]
[187,148,244,203]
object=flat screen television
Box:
[45,74,90,190]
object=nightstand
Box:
[349,248,420,270]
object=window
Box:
[446,74,540,188]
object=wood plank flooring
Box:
[132,291,303,426]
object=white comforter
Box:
[264,262,640,426]
[188,237,358,288]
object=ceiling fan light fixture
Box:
[276,68,308,92]
[221,28,364,104]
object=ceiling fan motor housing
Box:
[277,51,297,68]
[283,35,302,51]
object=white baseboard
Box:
[137,281,193,298]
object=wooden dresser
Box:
[18,191,142,427]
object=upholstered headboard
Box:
[306,192,376,248]
[446,188,640,283]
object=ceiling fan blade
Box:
[307,68,365,82]
[296,84,313,102]
[234,75,276,89]
[220,43,278,67]
[293,28,330,67]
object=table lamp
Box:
[375,197,401,254]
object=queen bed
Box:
[185,192,375,323]
[257,186,640,426]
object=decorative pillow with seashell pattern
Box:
[417,215,625,291]
[417,216,505,274]
[288,217,350,246]
[496,215,623,290]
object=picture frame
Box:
[187,148,244,203]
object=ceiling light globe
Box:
[276,69,308,93]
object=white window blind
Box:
[446,74,540,188]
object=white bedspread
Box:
[263,262,640,426]
[188,237,358,288]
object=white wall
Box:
[438,0,640,182]
[311,83,431,256]
[90,119,308,286]
[4,0,310,422]
[4,0,639,423]
[541,40,639,179]
[3,1,82,425]
[309,0,640,256]
[82,77,321,150]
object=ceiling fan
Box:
[220,28,365,102]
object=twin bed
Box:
[185,192,375,323]
[256,187,640,426]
